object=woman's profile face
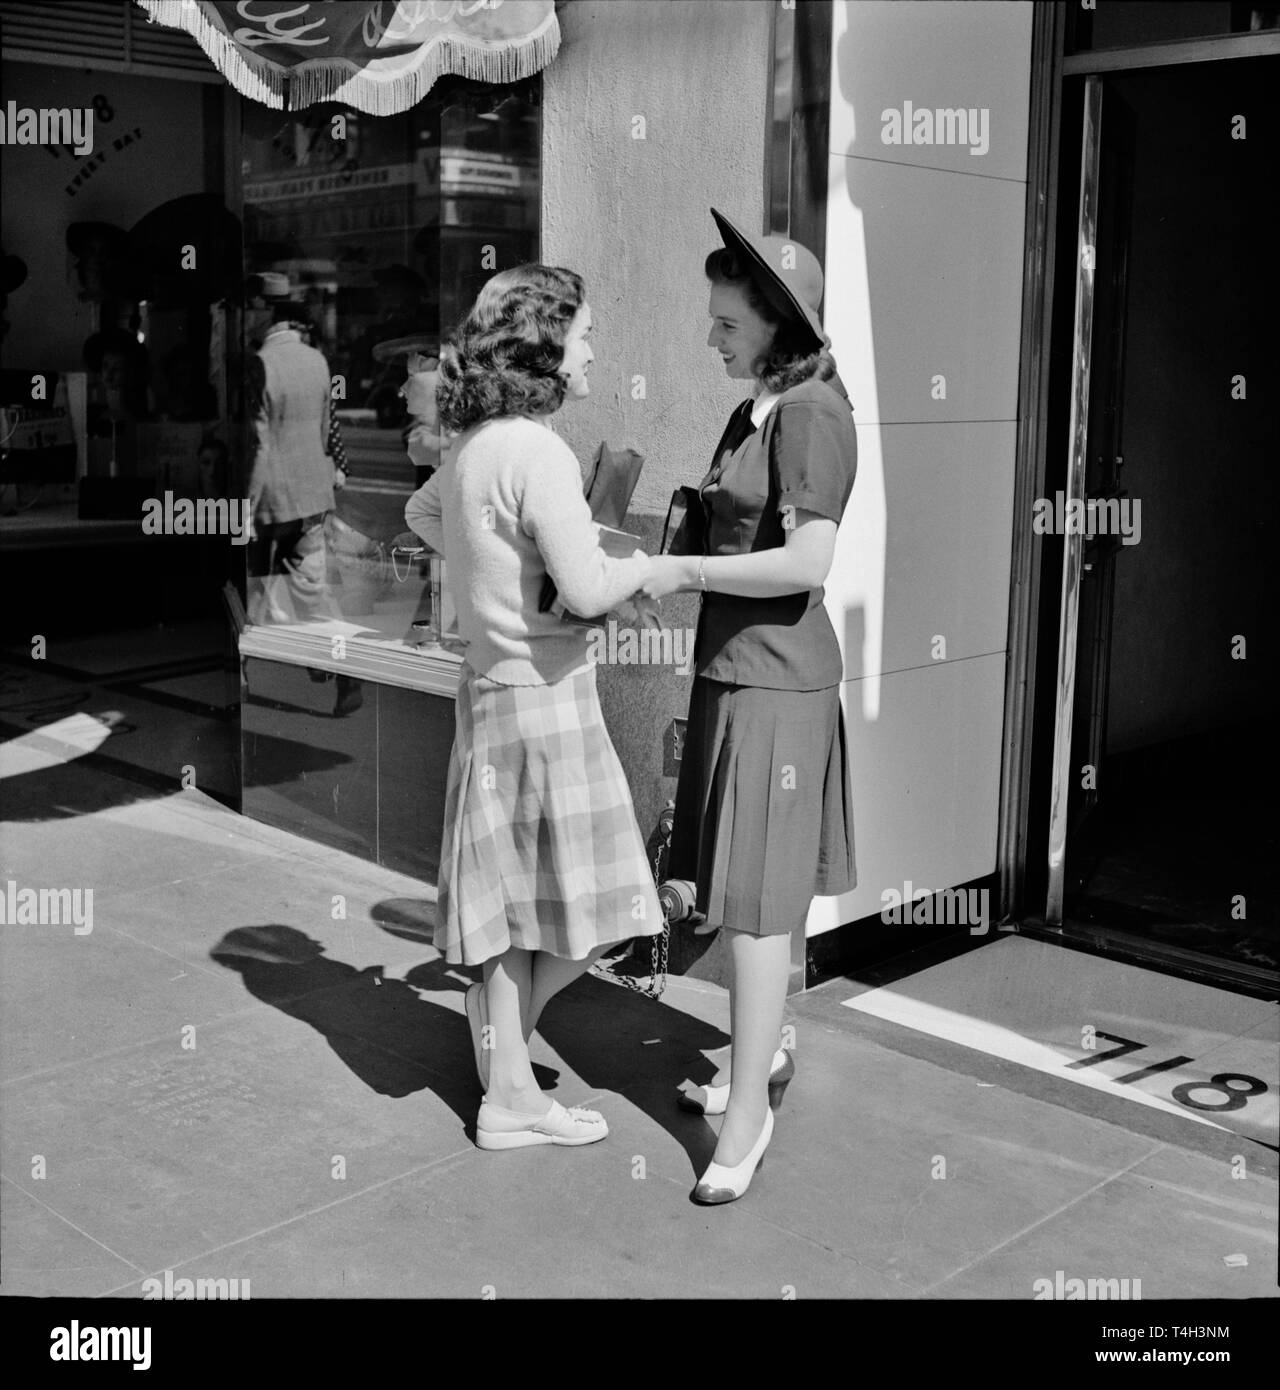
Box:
[707,281,775,382]
[557,302,594,401]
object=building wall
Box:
[541,0,774,968]
[808,0,1034,936]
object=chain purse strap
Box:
[589,802,673,999]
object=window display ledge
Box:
[239,621,462,697]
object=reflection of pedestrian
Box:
[356,264,433,424]
[373,332,441,488]
[247,307,337,622]
[247,306,363,715]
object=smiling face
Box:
[707,281,776,383]
[557,301,593,400]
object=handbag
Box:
[661,484,705,556]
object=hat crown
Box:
[710,208,828,349]
[758,234,823,311]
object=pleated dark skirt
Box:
[666,678,857,935]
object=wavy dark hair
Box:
[704,247,835,393]
[436,264,585,433]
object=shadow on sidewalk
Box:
[210,919,732,1176]
[375,895,732,1177]
[210,924,480,1131]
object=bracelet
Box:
[697,555,707,591]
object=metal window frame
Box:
[996,2,1068,922]
[765,0,833,991]
[1064,28,1280,73]
[764,0,831,267]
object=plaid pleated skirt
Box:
[434,661,664,966]
[666,678,857,935]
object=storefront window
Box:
[238,76,540,675]
[1066,2,1279,52]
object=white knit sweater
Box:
[404,415,652,685]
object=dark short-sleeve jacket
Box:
[693,375,857,690]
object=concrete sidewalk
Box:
[1,749,1276,1301]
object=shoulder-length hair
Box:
[436,264,585,434]
[704,248,835,393]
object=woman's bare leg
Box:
[481,947,545,1113]
[714,929,791,1166]
[523,944,611,1041]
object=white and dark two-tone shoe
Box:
[677,1048,794,1116]
[691,1108,774,1205]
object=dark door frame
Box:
[998,4,1280,996]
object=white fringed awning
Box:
[133,0,560,114]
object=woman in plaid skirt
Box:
[639,211,858,1204]
[405,265,662,1151]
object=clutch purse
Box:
[661,485,705,556]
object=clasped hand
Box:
[636,554,693,602]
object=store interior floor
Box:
[1065,724,1277,977]
[0,616,238,808]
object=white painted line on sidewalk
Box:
[843,989,1231,1131]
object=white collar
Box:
[750,390,781,428]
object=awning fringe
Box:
[135,2,560,114]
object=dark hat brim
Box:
[710,208,827,350]
[372,334,438,364]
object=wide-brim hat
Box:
[710,208,828,350]
[371,333,437,365]
[248,270,297,301]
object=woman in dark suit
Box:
[640,210,858,1205]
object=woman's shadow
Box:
[209,920,562,1139]
[381,899,732,1176]
[210,923,485,1131]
